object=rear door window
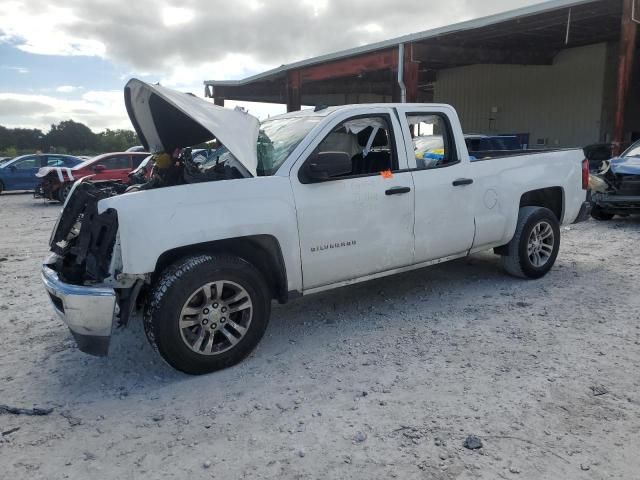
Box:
[130,154,146,168]
[46,156,66,167]
[99,155,130,170]
[405,114,457,169]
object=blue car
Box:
[0,154,83,194]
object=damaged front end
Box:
[42,78,262,357]
[42,179,129,355]
[49,180,124,284]
[589,155,640,218]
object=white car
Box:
[42,79,591,374]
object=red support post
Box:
[286,70,301,112]
[404,45,419,103]
[613,0,638,154]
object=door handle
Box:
[452,178,474,187]
[385,186,411,196]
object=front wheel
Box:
[144,254,271,375]
[500,206,560,279]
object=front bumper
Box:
[41,264,116,356]
[592,191,640,208]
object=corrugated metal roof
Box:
[203,0,601,87]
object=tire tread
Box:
[144,254,270,374]
[501,206,558,279]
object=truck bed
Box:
[470,148,575,161]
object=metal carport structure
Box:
[204,0,638,151]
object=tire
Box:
[500,206,560,279]
[0,181,3,195]
[590,206,615,221]
[57,183,72,203]
[144,254,271,375]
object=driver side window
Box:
[312,115,398,179]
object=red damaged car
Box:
[36,152,149,202]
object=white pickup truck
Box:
[42,79,591,374]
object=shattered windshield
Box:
[256,116,322,176]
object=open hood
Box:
[124,78,260,176]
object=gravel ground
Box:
[0,191,639,479]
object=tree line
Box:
[0,120,140,157]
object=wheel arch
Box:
[495,191,563,256]
[519,186,564,223]
[154,235,290,304]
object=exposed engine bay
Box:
[130,147,247,190]
[48,146,248,286]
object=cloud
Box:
[0,0,546,130]
[0,98,54,116]
[1,0,546,80]
[0,1,105,57]
[0,91,130,131]
[1,65,29,74]
[161,6,195,27]
[56,85,83,93]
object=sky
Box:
[0,0,546,132]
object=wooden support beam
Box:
[613,0,638,154]
[299,49,398,83]
[412,44,556,66]
[286,70,301,112]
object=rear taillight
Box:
[582,159,589,190]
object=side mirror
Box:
[93,164,106,172]
[305,151,352,182]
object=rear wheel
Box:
[144,254,271,375]
[501,206,560,279]
[0,181,3,195]
[57,183,72,203]
[590,206,615,221]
